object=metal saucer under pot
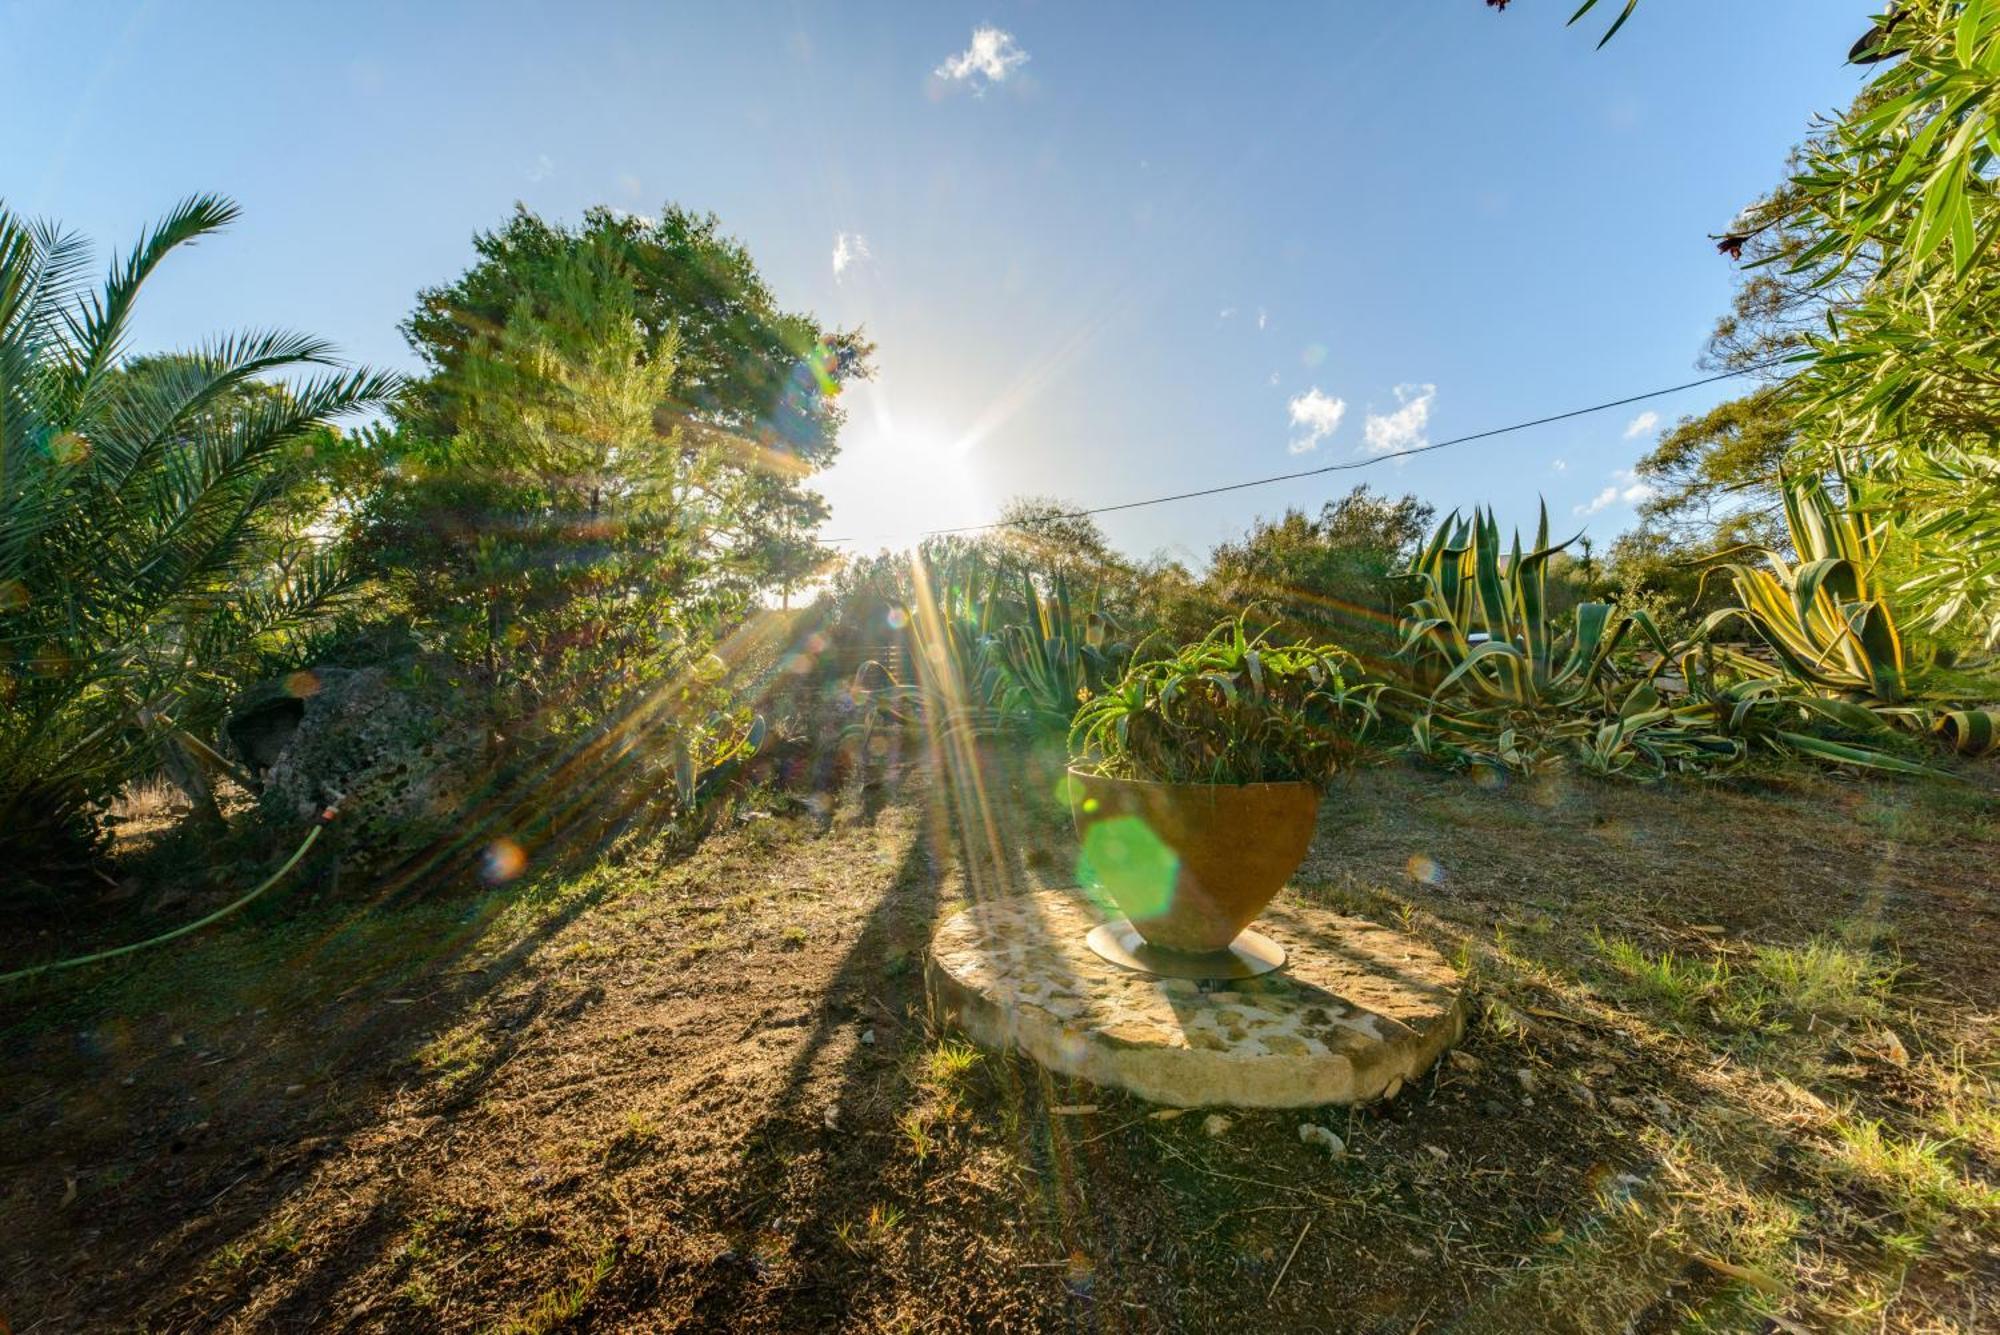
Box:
[1084,919,1286,981]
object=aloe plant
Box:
[1070,616,1380,786]
[992,574,1122,734]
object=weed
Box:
[898,1109,935,1163]
[495,1240,619,1335]
[1829,1114,2000,1222]
[1594,934,1729,1024]
[923,1039,981,1089]
[866,1202,905,1243]
[1747,939,1892,1025]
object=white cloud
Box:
[1257,308,1268,330]
[1574,467,1656,516]
[1551,458,1568,473]
[832,231,870,280]
[527,153,554,183]
[1575,486,1619,516]
[1267,371,1281,386]
[934,26,1028,89]
[1218,306,1237,320]
[1623,409,1659,439]
[1362,383,1436,456]
[1286,386,1346,454]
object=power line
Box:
[822,361,1787,546]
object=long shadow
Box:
[662,731,1097,1327]
[1,834,634,1333]
[671,772,949,1329]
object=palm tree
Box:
[0,195,399,871]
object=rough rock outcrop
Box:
[255,666,485,852]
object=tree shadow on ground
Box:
[0,821,648,1332]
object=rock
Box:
[256,665,484,861]
[859,1029,876,1046]
[1481,1100,1510,1119]
[1514,1067,1540,1093]
[1202,1113,1232,1138]
[1298,1123,1345,1155]
[1447,1050,1482,1073]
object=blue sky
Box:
[3,1,1868,567]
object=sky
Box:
[1,1,1871,569]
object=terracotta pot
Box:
[1067,767,1321,952]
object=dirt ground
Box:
[2,749,1997,1332]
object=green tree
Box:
[993,494,1120,586]
[402,204,872,598]
[358,247,729,743]
[1206,485,1434,663]
[0,196,398,866]
[1538,0,2000,644]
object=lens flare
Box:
[1077,815,1179,920]
[481,837,528,884]
[1406,853,1445,886]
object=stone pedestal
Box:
[926,890,1466,1108]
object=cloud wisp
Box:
[1363,383,1436,456]
[1624,409,1660,439]
[1287,387,1346,454]
[934,27,1029,91]
[1575,467,1657,516]
[832,231,870,281]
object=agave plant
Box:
[0,196,400,860]
[991,574,1125,734]
[1687,475,1997,756]
[1693,476,1912,703]
[1070,616,1381,786]
[1396,502,1664,711]
[898,540,1126,741]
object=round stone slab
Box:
[927,890,1467,1108]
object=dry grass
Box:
[2,753,1996,1331]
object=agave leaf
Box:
[1775,730,1942,777]
[1935,709,1997,755]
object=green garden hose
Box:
[0,810,334,985]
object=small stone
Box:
[1514,1067,1539,1093]
[1298,1123,1345,1156]
[1481,1100,1510,1119]
[859,1029,876,1046]
[1447,1050,1481,1073]
[1202,1113,1232,1138]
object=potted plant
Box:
[1066,618,1380,967]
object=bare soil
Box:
[2,752,1996,1332]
